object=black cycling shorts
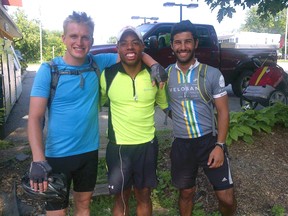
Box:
[106,138,158,194]
[170,133,234,191]
[45,150,98,210]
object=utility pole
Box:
[285,9,288,61]
[39,3,43,63]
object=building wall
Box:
[218,32,281,49]
[0,4,22,138]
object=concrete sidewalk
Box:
[4,70,34,144]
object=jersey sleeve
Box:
[93,53,118,73]
[206,66,227,99]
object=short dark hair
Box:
[170,20,198,42]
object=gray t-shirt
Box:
[167,60,227,138]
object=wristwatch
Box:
[215,142,225,151]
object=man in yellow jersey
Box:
[100,26,168,216]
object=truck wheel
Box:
[232,70,254,97]
[268,90,287,106]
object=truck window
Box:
[196,27,212,48]
[158,33,171,48]
[144,26,172,50]
[145,36,158,49]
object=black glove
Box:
[29,161,52,183]
[151,63,168,83]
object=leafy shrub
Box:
[227,103,288,144]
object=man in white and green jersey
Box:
[166,20,237,216]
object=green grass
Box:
[96,158,108,184]
[0,140,14,150]
[276,59,288,62]
[271,204,286,216]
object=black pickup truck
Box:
[90,22,278,97]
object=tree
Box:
[107,36,117,44]
[42,30,66,60]
[11,8,40,63]
[11,8,65,63]
[202,0,288,22]
[240,7,286,34]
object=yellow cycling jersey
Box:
[100,63,168,144]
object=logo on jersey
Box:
[219,75,225,87]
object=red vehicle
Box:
[240,57,288,110]
[90,22,278,97]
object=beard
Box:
[175,49,195,64]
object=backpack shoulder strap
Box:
[167,64,174,82]
[88,53,101,81]
[47,60,60,109]
[197,63,212,103]
[88,54,102,110]
[197,63,217,136]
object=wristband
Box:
[215,142,228,156]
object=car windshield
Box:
[136,24,154,37]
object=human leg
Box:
[215,188,237,216]
[45,157,71,216]
[73,191,93,216]
[107,139,158,215]
[106,143,133,215]
[46,151,98,215]
[134,187,152,216]
[178,187,196,216]
[113,188,132,216]
[46,191,94,216]
[132,139,158,216]
[170,138,199,215]
[72,151,98,215]
[46,209,67,216]
[201,134,236,215]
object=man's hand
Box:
[151,63,168,89]
[29,161,52,192]
[207,147,224,168]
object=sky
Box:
[7,0,249,44]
